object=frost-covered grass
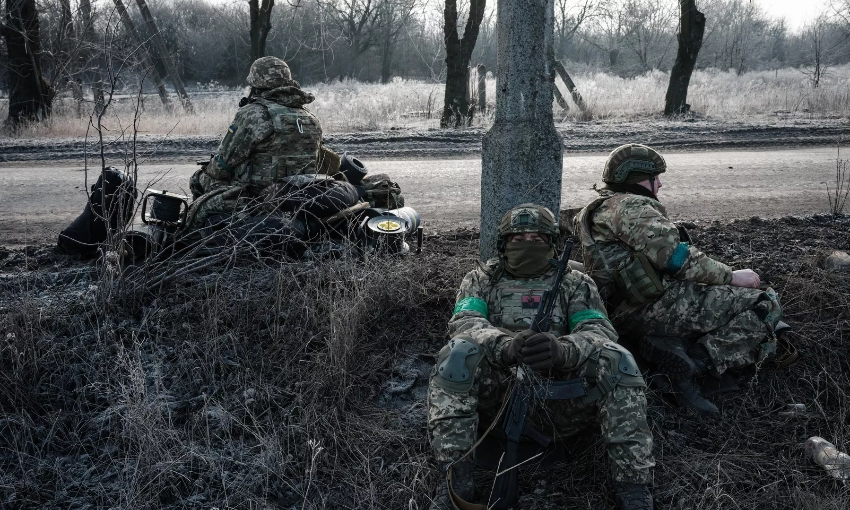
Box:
[3,65,850,138]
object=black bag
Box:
[58,167,138,256]
[269,175,361,218]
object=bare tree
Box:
[1,0,55,124]
[585,0,628,67]
[441,0,486,128]
[79,0,106,114]
[376,0,419,83]
[664,0,705,115]
[320,0,384,78]
[554,0,598,59]
[249,0,275,63]
[620,0,676,71]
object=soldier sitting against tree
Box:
[427,204,655,510]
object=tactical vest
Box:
[576,194,666,307]
[487,272,569,336]
[235,99,323,188]
[575,195,623,290]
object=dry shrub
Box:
[0,237,473,509]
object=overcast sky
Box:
[753,0,830,32]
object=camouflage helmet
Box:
[602,143,667,184]
[247,56,292,89]
[498,203,559,241]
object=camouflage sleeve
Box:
[617,198,732,285]
[556,272,618,370]
[447,267,514,367]
[207,105,275,179]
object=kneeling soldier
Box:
[427,204,655,510]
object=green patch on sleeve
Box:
[569,309,611,332]
[453,297,488,317]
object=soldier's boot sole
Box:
[640,336,696,381]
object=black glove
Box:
[501,329,535,366]
[520,332,566,372]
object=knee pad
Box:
[597,342,646,388]
[431,336,484,393]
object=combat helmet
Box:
[247,56,292,89]
[498,203,559,251]
[602,143,666,185]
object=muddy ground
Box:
[1,214,849,509]
[1,117,848,163]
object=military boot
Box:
[613,482,654,510]
[686,344,717,377]
[641,337,718,414]
[670,378,719,414]
[428,460,475,510]
[640,336,696,380]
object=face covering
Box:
[504,241,555,278]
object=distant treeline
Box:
[3,0,849,92]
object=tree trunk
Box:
[476,64,487,113]
[441,0,486,128]
[380,40,393,84]
[2,0,54,124]
[664,0,705,116]
[249,0,274,64]
[479,0,562,260]
[135,0,193,113]
[113,0,171,110]
[79,0,105,115]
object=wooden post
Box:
[113,0,171,110]
[553,83,569,110]
[134,0,193,113]
[476,64,487,114]
[553,60,586,112]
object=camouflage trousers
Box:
[427,353,655,484]
[614,281,782,374]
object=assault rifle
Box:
[489,238,576,510]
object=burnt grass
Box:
[1,214,849,509]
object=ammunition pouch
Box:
[433,337,484,393]
[615,252,665,304]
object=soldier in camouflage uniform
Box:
[427,204,655,510]
[183,56,339,233]
[575,144,790,415]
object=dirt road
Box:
[0,147,842,246]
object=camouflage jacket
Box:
[200,86,325,191]
[577,190,732,301]
[448,259,617,375]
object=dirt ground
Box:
[1,214,849,509]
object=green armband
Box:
[453,297,488,317]
[215,154,235,175]
[568,309,610,332]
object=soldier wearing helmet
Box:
[575,144,793,415]
[427,203,655,510]
[185,56,339,231]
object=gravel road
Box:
[0,147,841,247]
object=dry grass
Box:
[3,65,850,139]
[1,216,849,508]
